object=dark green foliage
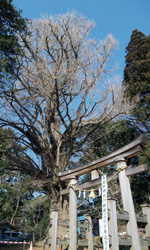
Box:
[0,127,15,171]
[0,127,49,236]
[130,172,149,212]
[22,195,49,237]
[0,171,34,223]
[0,128,34,226]
[0,0,27,78]
[122,29,150,210]
[0,127,49,239]
[132,140,150,210]
[123,29,150,133]
[80,119,139,165]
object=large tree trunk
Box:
[47,193,69,242]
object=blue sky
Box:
[13,0,150,78]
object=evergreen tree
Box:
[0,0,27,79]
[22,195,49,238]
[0,128,34,226]
[123,29,150,133]
[0,171,34,225]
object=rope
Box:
[68,164,128,209]
[68,183,98,192]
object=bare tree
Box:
[0,12,127,207]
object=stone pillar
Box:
[57,196,69,240]
[116,157,141,250]
[85,214,93,250]
[107,197,119,250]
[49,209,58,250]
[141,204,150,236]
[69,176,77,250]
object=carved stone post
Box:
[141,204,150,236]
[107,197,119,250]
[85,214,93,250]
[69,176,77,250]
[49,209,58,250]
[116,157,141,250]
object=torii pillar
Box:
[69,176,77,250]
[116,157,141,250]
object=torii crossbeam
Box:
[57,134,148,181]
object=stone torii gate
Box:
[55,134,148,250]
